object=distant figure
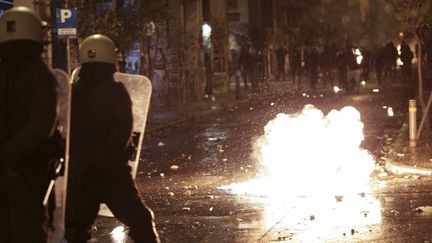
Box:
[239,46,252,91]
[204,52,213,96]
[383,42,398,80]
[400,41,414,83]
[347,46,362,93]
[65,34,160,243]
[305,46,320,89]
[336,48,351,89]
[375,49,385,85]
[230,48,241,99]
[250,48,261,91]
[289,46,302,86]
[256,50,265,86]
[0,7,59,243]
[320,45,336,88]
[361,49,372,82]
[275,46,287,81]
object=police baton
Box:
[43,158,64,206]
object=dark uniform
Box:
[65,35,159,243]
[0,7,59,243]
[400,41,414,83]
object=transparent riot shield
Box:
[70,68,152,217]
[46,69,71,243]
[114,72,152,179]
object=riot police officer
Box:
[65,34,160,243]
[0,6,59,243]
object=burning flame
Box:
[221,105,375,197]
[220,105,381,237]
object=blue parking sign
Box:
[56,8,77,39]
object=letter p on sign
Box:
[60,9,72,23]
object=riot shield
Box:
[70,68,152,217]
[114,72,152,179]
[47,69,71,243]
[99,72,152,217]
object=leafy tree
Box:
[385,0,432,112]
[275,0,397,52]
[69,0,167,52]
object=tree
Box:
[69,0,167,58]
[385,0,432,137]
[275,0,397,52]
[386,0,432,106]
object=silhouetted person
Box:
[375,49,385,85]
[204,52,213,96]
[239,46,252,90]
[230,48,241,99]
[321,45,336,88]
[289,46,302,86]
[65,34,160,243]
[347,46,362,93]
[305,46,319,89]
[250,48,261,91]
[361,49,372,82]
[383,42,398,80]
[0,7,59,243]
[400,41,414,83]
[336,48,350,89]
[275,46,287,81]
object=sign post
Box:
[55,8,77,74]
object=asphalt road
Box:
[92,83,432,243]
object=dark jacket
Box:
[0,58,58,172]
[70,64,133,170]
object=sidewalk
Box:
[385,121,432,176]
[145,90,252,134]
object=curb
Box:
[384,157,432,176]
[384,121,432,176]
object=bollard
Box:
[409,99,417,147]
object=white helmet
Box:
[79,34,117,65]
[0,6,44,45]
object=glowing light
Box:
[220,106,381,238]
[387,107,394,117]
[354,48,363,65]
[221,105,375,197]
[333,86,340,93]
[372,89,379,93]
[397,58,404,66]
[397,45,403,67]
[361,80,366,86]
[111,226,125,242]
[202,23,212,38]
[302,93,307,97]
